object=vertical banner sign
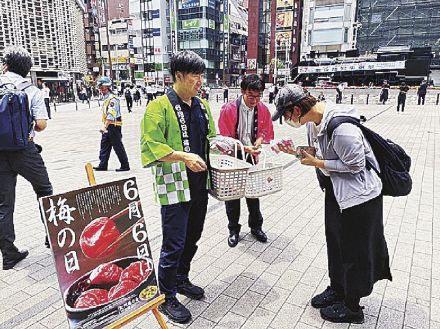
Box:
[40,178,159,329]
[223,0,229,76]
[170,0,178,52]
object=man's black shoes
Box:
[311,286,344,308]
[1,243,29,270]
[228,232,239,248]
[115,167,130,172]
[320,302,364,324]
[251,228,268,243]
[158,297,191,324]
[177,279,205,300]
[93,166,107,171]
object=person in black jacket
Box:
[397,82,409,112]
[417,80,428,105]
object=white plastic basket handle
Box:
[247,148,266,168]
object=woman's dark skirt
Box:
[324,183,392,299]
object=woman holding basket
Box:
[218,74,274,247]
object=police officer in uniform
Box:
[94,77,130,172]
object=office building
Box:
[0,0,88,85]
[357,0,440,56]
[300,0,358,59]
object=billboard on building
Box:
[276,12,293,28]
[276,31,292,44]
[181,0,200,9]
[277,0,294,8]
[182,19,201,29]
[298,61,406,73]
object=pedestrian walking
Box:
[218,74,274,247]
[223,85,229,103]
[133,87,141,106]
[397,82,409,112]
[336,82,344,103]
[204,85,210,100]
[42,82,51,119]
[93,77,130,172]
[379,80,390,105]
[0,46,53,269]
[124,85,133,113]
[268,84,275,104]
[317,91,326,102]
[140,50,216,324]
[272,84,392,324]
[417,80,428,105]
[146,84,155,104]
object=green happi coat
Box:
[140,95,217,205]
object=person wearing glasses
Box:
[218,74,274,247]
[271,84,392,324]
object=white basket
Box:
[209,139,252,201]
[245,150,283,198]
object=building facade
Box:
[99,19,131,82]
[0,0,88,85]
[357,0,440,56]
[170,0,224,85]
[225,0,248,86]
[246,0,273,81]
[129,0,172,86]
[273,0,303,84]
[300,0,358,59]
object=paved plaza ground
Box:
[0,91,439,329]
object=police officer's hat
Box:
[97,76,112,87]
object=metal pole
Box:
[116,44,119,83]
[436,93,439,105]
[104,0,113,79]
[351,94,354,104]
[366,94,369,105]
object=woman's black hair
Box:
[2,46,33,78]
[240,74,265,92]
[170,50,205,81]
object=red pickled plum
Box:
[120,260,152,285]
[89,263,122,286]
[80,217,120,259]
[108,280,138,300]
[74,289,109,309]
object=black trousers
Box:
[0,143,53,244]
[98,125,129,169]
[324,185,392,300]
[125,96,133,112]
[225,198,263,233]
[397,94,406,112]
[44,98,51,119]
[158,190,208,298]
[418,94,426,105]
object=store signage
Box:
[298,61,406,73]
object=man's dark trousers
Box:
[44,98,51,119]
[98,125,129,169]
[0,143,53,244]
[158,190,208,298]
[125,97,133,112]
[418,94,426,105]
[397,94,407,112]
[225,198,263,234]
[225,153,263,234]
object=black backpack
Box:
[0,82,33,151]
[327,116,412,197]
